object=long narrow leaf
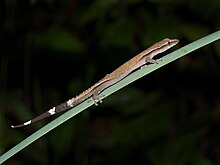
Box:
[1,30,220,164]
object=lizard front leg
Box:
[145,56,161,64]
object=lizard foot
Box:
[92,91,104,106]
[145,57,162,64]
[141,58,162,69]
[155,58,162,63]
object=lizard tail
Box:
[11,102,72,128]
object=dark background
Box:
[1,0,220,164]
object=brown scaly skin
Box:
[11,38,179,128]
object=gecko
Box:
[11,38,179,128]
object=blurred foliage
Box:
[0,0,220,164]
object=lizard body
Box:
[11,38,179,128]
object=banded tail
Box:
[11,81,98,128]
[11,102,72,128]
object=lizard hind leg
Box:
[92,89,104,106]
